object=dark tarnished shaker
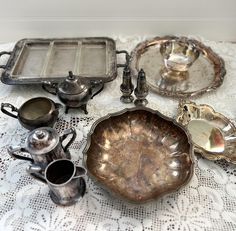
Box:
[134,69,149,106]
[120,65,134,103]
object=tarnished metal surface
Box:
[42,71,104,114]
[177,101,236,164]
[130,36,226,98]
[134,69,149,106]
[1,97,60,130]
[83,107,194,203]
[28,159,87,206]
[7,127,76,169]
[120,66,134,103]
[1,37,117,84]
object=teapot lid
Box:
[58,71,88,95]
[26,127,59,155]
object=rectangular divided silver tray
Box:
[0,37,120,84]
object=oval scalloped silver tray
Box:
[130,36,226,98]
[177,101,236,164]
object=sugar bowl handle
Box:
[7,146,33,163]
[42,81,57,95]
[1,103,18,119]
[60,128,77,152]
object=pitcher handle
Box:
[7,146,33,163]
[1,103,18,119]
[74,166,87,179]
[60,127,77,152]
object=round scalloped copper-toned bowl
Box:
[83,107,194,203]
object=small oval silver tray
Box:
[130,36,226,98]
[83,107,194,203]
[177,101,236,164]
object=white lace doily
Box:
[0,37,236,231]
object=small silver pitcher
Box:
[8,127,76,169]
[28,159,87,206]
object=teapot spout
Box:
[42,81,57,95]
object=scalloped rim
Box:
[177,101,236,164]
[83,106,195,203]
[130,35,226,98]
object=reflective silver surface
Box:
[177,101,236,164]
[83,107,194,203]
[160,39,199,81]
[130,36,226,98]
[160,39,199,72]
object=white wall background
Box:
[0,0,235,42]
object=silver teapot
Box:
[42,71,104,114]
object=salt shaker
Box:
[120,66,134,103]
[134,69,149,106]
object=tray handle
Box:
[0,51,12,69]
[116,50,130,68]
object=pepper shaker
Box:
[120,66,134,103]
[134,69,149,106]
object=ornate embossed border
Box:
[130,36,226,98]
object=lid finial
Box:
[68,71,75,80]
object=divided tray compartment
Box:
[0,37,123,84]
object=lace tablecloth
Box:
[0,37,236,231]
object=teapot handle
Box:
[60,128,77,152]
[42,81,57,95]
[1,103,18,119]
[91,80,104,99]
[7,146,33,163]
